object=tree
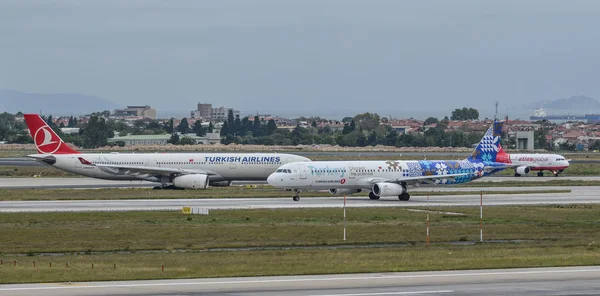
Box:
[353,113,380,131]
[234,115,242,136]
[81,116,112,148]
[266,119,277,135]
[208,122,214,133]
[451,108,479,121]
[221,121,229,136]
[341,117,353,123]
[168,133,180,144]
[193,120,206,136]
[178,118,190,134]
[179,136,196,145]
[167,118,175,134]
[424,117,439,126]
[253,116,261,136]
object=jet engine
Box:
[372,182,406,197]
[515,166,531,175]
[329,188,362,195]
[173,174,209,189]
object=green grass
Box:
[1,206,598,254]
[0,187,571,201]
[0,206,599,283]
[0,166,79,177]
[1,245,600,284]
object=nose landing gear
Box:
[292,189,301,201]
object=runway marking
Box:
[310,291,454,296]
[0,267,598,292]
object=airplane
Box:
[23,114,310,189]
[495,145,570,177]
[268,121,511,201]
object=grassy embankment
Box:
[0,206,599,283]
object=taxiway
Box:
[0,266,599,296]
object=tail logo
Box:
[33,126,61,154]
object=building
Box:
[113,106,156,119]
[190,103,239,121]
[108,133,221,146]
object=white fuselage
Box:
[35,153,310,183]
[268,159,495,191]
[507,153,569,171]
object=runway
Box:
[0,186,593,212]
[1,266,599,296]
[1,176,598,189]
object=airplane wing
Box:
[76,157,218,177]
[363,173,472,187]
[94,163,217,177]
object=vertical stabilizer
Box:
[468,121,503,162]
[23,114,80,154]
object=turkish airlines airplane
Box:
[268,121,512,201]
[495,145,570,177]
[23,114,310,189]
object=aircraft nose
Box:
[267,173,278,186]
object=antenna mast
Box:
[494,101,499,121]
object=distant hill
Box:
[0,89,121,116]
[525,95,600,111]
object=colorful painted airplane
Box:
[23,114,310,189]
[495,145,570,177]
[268,121,511,201]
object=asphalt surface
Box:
[0,186,593,212]
[1,266,599,296]
[1,176,598,190]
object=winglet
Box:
[78,157,94,166]
[23,114,80,154]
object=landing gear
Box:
[537,171,544,177]
[369,191,380,200]
[152,184,182,190]
[292,190,300,202]
[553,171,559,177]
[398,192,410,201]
[514,173,521,177]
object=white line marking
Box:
[0,268,598,291]
[310,291,454,296]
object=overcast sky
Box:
[2,0,600,119]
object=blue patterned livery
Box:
[268,121,511,201]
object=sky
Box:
[2,0,600,119]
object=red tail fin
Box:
[495,144,511,164]
[23,114,80,154]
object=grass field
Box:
[0,206,599,283]
[0,187,571,201]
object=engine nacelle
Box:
[372,182,407,197]
[329,188,362,195]
[173,174,209,189]
[515,166,531,175]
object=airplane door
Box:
[145,159,158,167]
[298,164,307,179]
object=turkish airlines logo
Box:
[33,126,62,154]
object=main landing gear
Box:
[368,191,380,200]
[153,184,183,190]
[398,192,410,201]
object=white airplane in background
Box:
[269,121,512,201]
[495,145,570,177]
[23,114,310,189]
